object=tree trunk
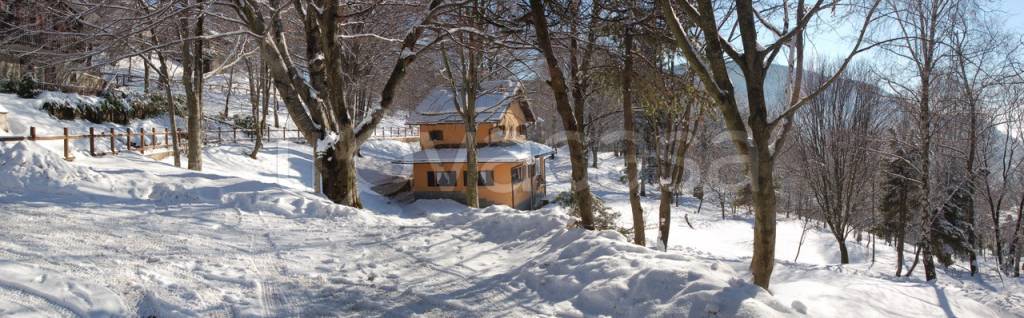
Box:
[156,53,181,167]
[836,234,850,264]
[919,82,936,282]
[180,2,203,171]
[906,244,921,277]
[320,143,361,208]
[465,119,479,208]
[658,187,672,251]
[622,29,644,246]
[143,53,150,93]
[749,144,778,288]
[250,63,269,159]
[720,195,726,220]
[223,66,235,118]
[272,89,280,128]
[896,235,905,276]
[529,0,594,230]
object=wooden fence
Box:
[0,125,418,161]
[372,126,418,139]
[0,126,307,161]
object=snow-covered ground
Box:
[548,152,1024,317]
[1,87,1022,316]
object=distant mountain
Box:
[725,63,792,114]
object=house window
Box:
[463,170,495,186]
[429,130,444,141]
[511,166,524,183]
[426,171,456,187]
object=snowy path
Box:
[0,140,792,316]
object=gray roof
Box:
[406,80,531,125]
[393,141,554,164]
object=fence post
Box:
[89,127,96,156]
[139,127,146,154]
[110,128,116,155]
[63,127,70,161]
[29,127,36,141]
[177,128,184,153]
[126,128,132,151]
[152,127,158,145]
[164,128,169,146]
[233,128,237,143]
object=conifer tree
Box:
[880,146,919,276]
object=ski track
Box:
[0,284,77,318]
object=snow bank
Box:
[437,205,569,242]
[361,139,417,160]
[0,141,102,193]
[0,261,127,317]
[37,91,103,108]
[520,230,793,317]
[437,206,797,317]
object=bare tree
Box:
[881,0,963,282]
[621,26,645,246]
[230,0,448,206]
[178,0,205,171]
[655,0,881,288]
[246,56,270,159]
[792,63,884,264]
[947,4,1021,276]
[527,0,600,229]
[632,58,706,251]
[436,0,520,208]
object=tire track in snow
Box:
[248,214,301,317]
[0,285,76,318]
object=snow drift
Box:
[437,206,796,317]
[0,141,102,193]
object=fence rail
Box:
[0,125,419,161]
[372,126,419,139]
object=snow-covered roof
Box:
[406,80,534,125]
[393,141,554,164]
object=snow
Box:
[0,262,127,317]
[0,136,795,316]
[406,80,520,124]
[394,140,553,163]
[547,151,1024,318]
[0,142,103,193]
[1,81,1021,316]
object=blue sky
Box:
[999,0,1024,31]
[797,0,1024,63]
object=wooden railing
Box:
[372,126,418,139]
[0,126,306,161]
[0,125,418,162]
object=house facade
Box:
[396,81,553,210]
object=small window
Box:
[427,171,456,187]
[463,170,495,186]
[429,130,444,141]
[511,166,524,183]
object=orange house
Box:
[396,81,553,210]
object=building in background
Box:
[396,80,552,210]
